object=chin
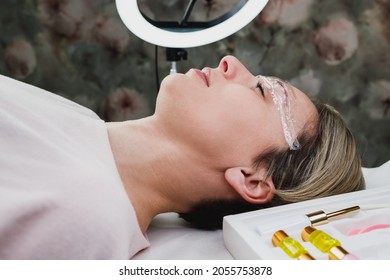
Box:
[159,73,185,92]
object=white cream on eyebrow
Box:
[257,75,301,150]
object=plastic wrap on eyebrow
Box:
[257,76,301,150]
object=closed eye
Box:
[256,82,265,97]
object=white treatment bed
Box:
[133,161,390,259]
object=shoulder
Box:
[0,175,148,259]
[0,74,99,120]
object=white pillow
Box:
[362,160,390,189]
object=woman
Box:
[0,56,364,259]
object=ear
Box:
[224,166,275,204]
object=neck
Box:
[106,117,224,234]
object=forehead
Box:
[288,83,318,137]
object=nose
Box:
[218,55,254,82]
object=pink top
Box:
[0,75,149,259]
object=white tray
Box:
[223,187,390,260]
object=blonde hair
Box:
[258,102,365,204]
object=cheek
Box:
[192,98,281,159]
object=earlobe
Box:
[225,166,275,204]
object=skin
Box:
[106,55,318,235]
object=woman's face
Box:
[155,55,318,167]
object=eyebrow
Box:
[258,75,301,150]
[283,81,297,100]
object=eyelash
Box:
[256,82,265,97]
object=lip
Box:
[194,68,209,87]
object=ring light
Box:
[115,0,269,48]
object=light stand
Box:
[166,48,188,75]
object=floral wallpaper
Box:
[0,0,389,167]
